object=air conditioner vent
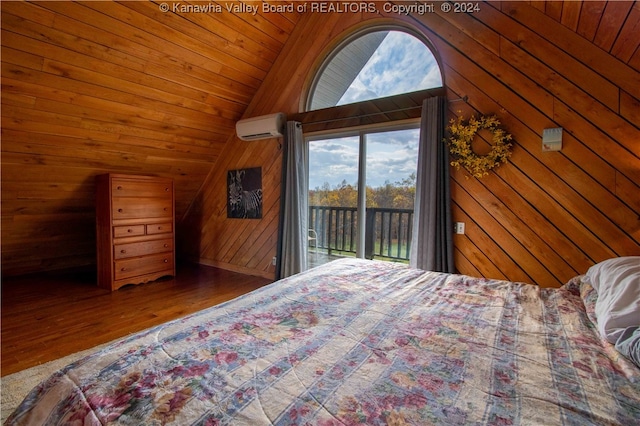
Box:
[236,113,286,141]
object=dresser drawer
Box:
[114,238,173,260]
[112,198,173,219]
[97,173,175,291]
[113,225,145,238]
[114,253,174,281]
[112,179,172,198]
[146,222,173,235]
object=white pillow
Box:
[583,256,640,343]
[615,326,640,368]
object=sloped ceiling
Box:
[1,1,303,274]
[1,1,638,277]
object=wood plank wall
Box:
[182,1,639,287]
[2,1,638,288]
[418,2,640,286]
[1,1,300,275]
[176,9,370,277]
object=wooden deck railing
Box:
[308,205,413,262]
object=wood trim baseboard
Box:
[191,257,276,281]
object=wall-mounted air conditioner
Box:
[236,112,286,141]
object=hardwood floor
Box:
[1,262,272,377]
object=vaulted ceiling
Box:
[2,1,639,277]
[2,1,304,274]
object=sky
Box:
[309,31,441,190]
[309,129,420,190]
[338,31,442,105]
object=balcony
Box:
[308,205,413,267]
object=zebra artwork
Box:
[227,168,263,219]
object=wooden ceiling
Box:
[2,0,303,177]
[1,1,304,274]
[1,1,638,276]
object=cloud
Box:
[366,129,419,187]
[339,32,442,104]
[310,31,433,191]
[309,129,419,190]
[309,137,359,189]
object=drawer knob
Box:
[164,259,168,263]
[127,228,133,233]
[121,249,126,253]
[121,267,126,271]
[118,208,123,213]
[163,208,168,211]
[117,186,122,190]
[164,244,168,248]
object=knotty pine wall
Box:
[2,1,638,288]
[1,1,301,276]
[181,2,639,286]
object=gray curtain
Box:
[409,96,454,273]
[277,121,308,279]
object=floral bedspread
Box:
[6,259,640,425]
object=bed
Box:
[5,257,640,425]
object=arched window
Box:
[307,28,442,111]
[302,27,443,270]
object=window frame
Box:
[305,120,421,258]
[305,24,443,112]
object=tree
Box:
[310,175,415,210]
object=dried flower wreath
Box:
[447,115,513,179]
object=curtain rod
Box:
[451,95,469,103]
[302,105,420,126]
[301,96,468,126]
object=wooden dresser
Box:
[96,174,175,291]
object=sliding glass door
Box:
[308,135,361,268]
[365,129,419,261]
[307,125,419,268]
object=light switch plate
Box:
[542,127,563,152]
